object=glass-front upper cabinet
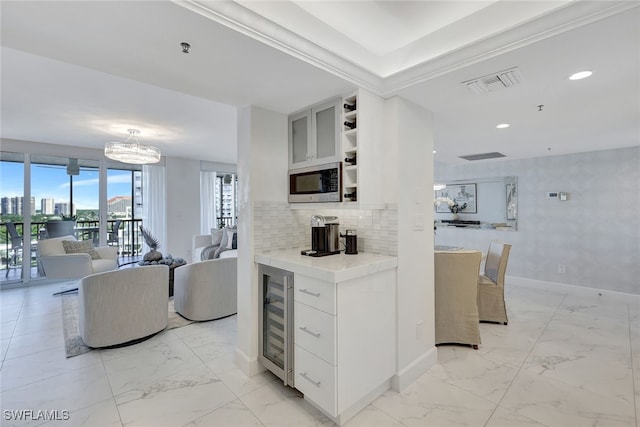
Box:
[288,98,341,169]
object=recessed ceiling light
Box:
[433,150,437,154]
[496,123,510,129]
[569,70,592,80]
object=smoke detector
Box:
[462,67,523,95]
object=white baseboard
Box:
[391,347,438,392]
[507,275,640,303]
[306,378,392,426]
[234,348,265,377]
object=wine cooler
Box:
[258,265,295,387]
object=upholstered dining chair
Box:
[477,241,512,324]
[435,249,483,349]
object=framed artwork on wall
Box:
[435,183,477,213]
[506,183,517,220]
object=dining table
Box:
[74,227,99,244]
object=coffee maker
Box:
[304,215,340,257]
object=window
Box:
[0,151,145,284]
[215,174,238,228]
[200,170,238,232]
[107,166,143,258]
[0,152,27,282]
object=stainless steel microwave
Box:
[288,162,342,203]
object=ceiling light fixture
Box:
[496,123,510,129]
[105,129,161,164]
[569,70,592,80]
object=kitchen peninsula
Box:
[255,250,397,425]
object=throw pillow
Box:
[211,228,224,246]
[62,240,101,260]
[224,228,235,250]
[215,226,237,258]
[200,244,220,261]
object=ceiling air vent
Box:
[462,67,523,95]
[459,152,506,161]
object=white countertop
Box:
[255,250,397,283]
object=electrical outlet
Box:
[558,264,566,274]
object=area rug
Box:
[61,293,194,358]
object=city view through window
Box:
[1,153,238,284]
[215,174,238,228]
[0,154,142,282]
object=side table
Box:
[168,262,187,297]
[138,256,187,297]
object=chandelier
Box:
[104,129,161,164]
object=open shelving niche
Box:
[342,93,358,203]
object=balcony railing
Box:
[0,219,143,280]
[2,216,234,282]
[217,216,236,228]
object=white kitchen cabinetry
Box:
[289,98,341,169]
[255,251,397,425]
[294,270,396,425]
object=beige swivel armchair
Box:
[435,250,483,349]
[38,235,118,279]
[79,265,169,348]
[173,257,237,321]
[477,241,512,324]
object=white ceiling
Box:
[1,1,638,166]
[235,0,574,76]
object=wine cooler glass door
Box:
[263,273,286,369]
[259,265,294,387]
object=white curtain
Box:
[200,171,217,233]
[142,164,167,252]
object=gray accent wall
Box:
[435,146,640,295]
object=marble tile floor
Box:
[0,279,638,427]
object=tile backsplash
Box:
[253,202,398,256]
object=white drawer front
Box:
[294,276,336,315]
[295,345,337,416]
[294,302,336,365]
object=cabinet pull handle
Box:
[300,372,321,387]
[299,326,320,338]
[299,288,320,297]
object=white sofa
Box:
[192,234,237,263]
[174,257,237,321]
[79,265,169,348]
[38,235,118,279]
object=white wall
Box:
[243,96,438,392]
[164,157,201,260]
[385,97,437,391]
[236,105,288,376]
[435,146,640,295]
